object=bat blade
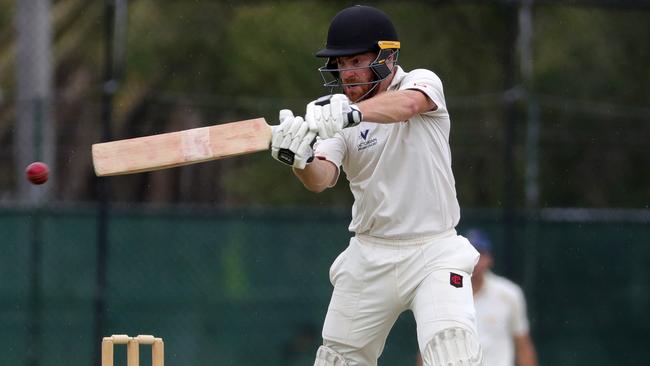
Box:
[92,118,272,176]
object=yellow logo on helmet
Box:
[378,41,400,49]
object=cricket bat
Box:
[92,118,277,176]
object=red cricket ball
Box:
[25,162,49,185]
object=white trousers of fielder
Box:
[314,230,482,366]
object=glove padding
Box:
[306,94,363,139]
[271,109,317,169]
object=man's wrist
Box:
[346,105,363,127]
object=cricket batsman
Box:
[271,5,483,366]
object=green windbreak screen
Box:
[0,207,647,365]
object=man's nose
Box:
[340,67,356,80]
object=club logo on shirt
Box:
[357,129,377,151]
[450,272,463,288]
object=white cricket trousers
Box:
[320,230,480,366]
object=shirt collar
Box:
[387,65,406,91]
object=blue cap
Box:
[464,229,492,253]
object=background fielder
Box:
[271,5,483,366]
[467,229,538,366]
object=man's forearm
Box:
[357,89,435,123]
[515,334,538,366]
[292,158,337,193]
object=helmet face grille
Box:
[318,49,400,99]
[316,5,399,58]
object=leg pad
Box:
[313,345,351,366]
[421,327,483,366]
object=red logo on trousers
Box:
[450,273,463,288]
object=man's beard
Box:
[342,80,376,102]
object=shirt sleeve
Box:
[313,134,346,187]
[398,68,448,116]
[509,285,531,336]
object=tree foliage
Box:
[0,1,648,208]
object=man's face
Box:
[335,52,378,102]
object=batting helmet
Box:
[316,5,399,58]
[317,6,400,96]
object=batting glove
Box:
[271,109,317,169]
[305,94,363,139]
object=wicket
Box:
[102,334,164,366]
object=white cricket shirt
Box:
[314,66,460,238]
[474,272,531,366]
